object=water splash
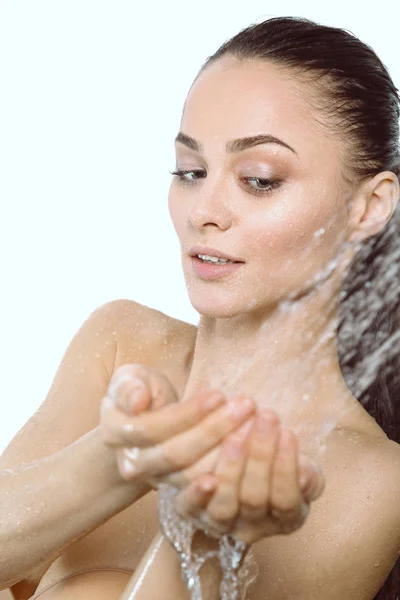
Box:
[157,484,259,600]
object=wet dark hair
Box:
[196,16,400,599]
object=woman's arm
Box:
[0,426,149,589]
[0,300,154,589]
[1,298,251,593]
[118,530,222,600]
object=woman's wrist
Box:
[83,425,152,499]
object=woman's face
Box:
[168,56,352,317]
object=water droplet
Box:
[313,227,326,238]
[188,577,195,589]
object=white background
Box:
[1,1,399,454]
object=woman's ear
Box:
[348,171,399,243]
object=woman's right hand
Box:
[99,364,256,485]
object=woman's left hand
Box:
[173,409,326,544]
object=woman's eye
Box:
[169,169,206,186]
[243,177,281,195]
[169,169,281,196]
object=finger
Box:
[269,429,308,531]
[239,410,280,522]
[100,388,226,448]
[205,418,254,529]
[116,446,141,482]
[302,467,326,503]
[174,474,218,519]
[160,445,220,488]
[108,364,178,416]
[119,396,255,480]
[298,452,322,492]
[107,365,153,414]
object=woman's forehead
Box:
[180,57,340,165]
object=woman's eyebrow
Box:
[175,131,298,156]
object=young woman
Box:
[1,15,399,600]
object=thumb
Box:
[298,452,322,490]
[147,370,180,411]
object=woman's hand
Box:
[173,408,325,544]
[99,364,256,485]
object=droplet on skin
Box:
[124,447,140,461]
[122,423,135,432]
[122,457,137,476]
[313,227,326,238]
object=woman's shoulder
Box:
[92,298,196,362]
[102,298,197,397]
[322,406,400,492]
[250,425,400,598]
[328,402,400,477]
[321,428,400,528]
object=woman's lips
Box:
[191,256,244,280]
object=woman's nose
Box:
[188,183,234,231]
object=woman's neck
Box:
[182,285,359,457]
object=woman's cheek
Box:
[246,195,345,291]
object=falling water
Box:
[154,203,400,599]
[158,484,259,600]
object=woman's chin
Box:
[189,297,256,319]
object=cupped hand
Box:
[99,364,256,485]
[173,408,326,544]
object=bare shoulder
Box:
[249,428,400,599]
[324,425,400,487]
[323,427,400,520]
[110,299,197,394]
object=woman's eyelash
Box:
[170,170,206,185]
[169,169,282,196]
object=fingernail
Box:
[256,411,278,434]
[228,397,254,420]
[225,438,244,459]
[237,418,254,438]
[203,391,225,411]
[199,477,217,493]
[128,386,145,412]
[299,469,308,489]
